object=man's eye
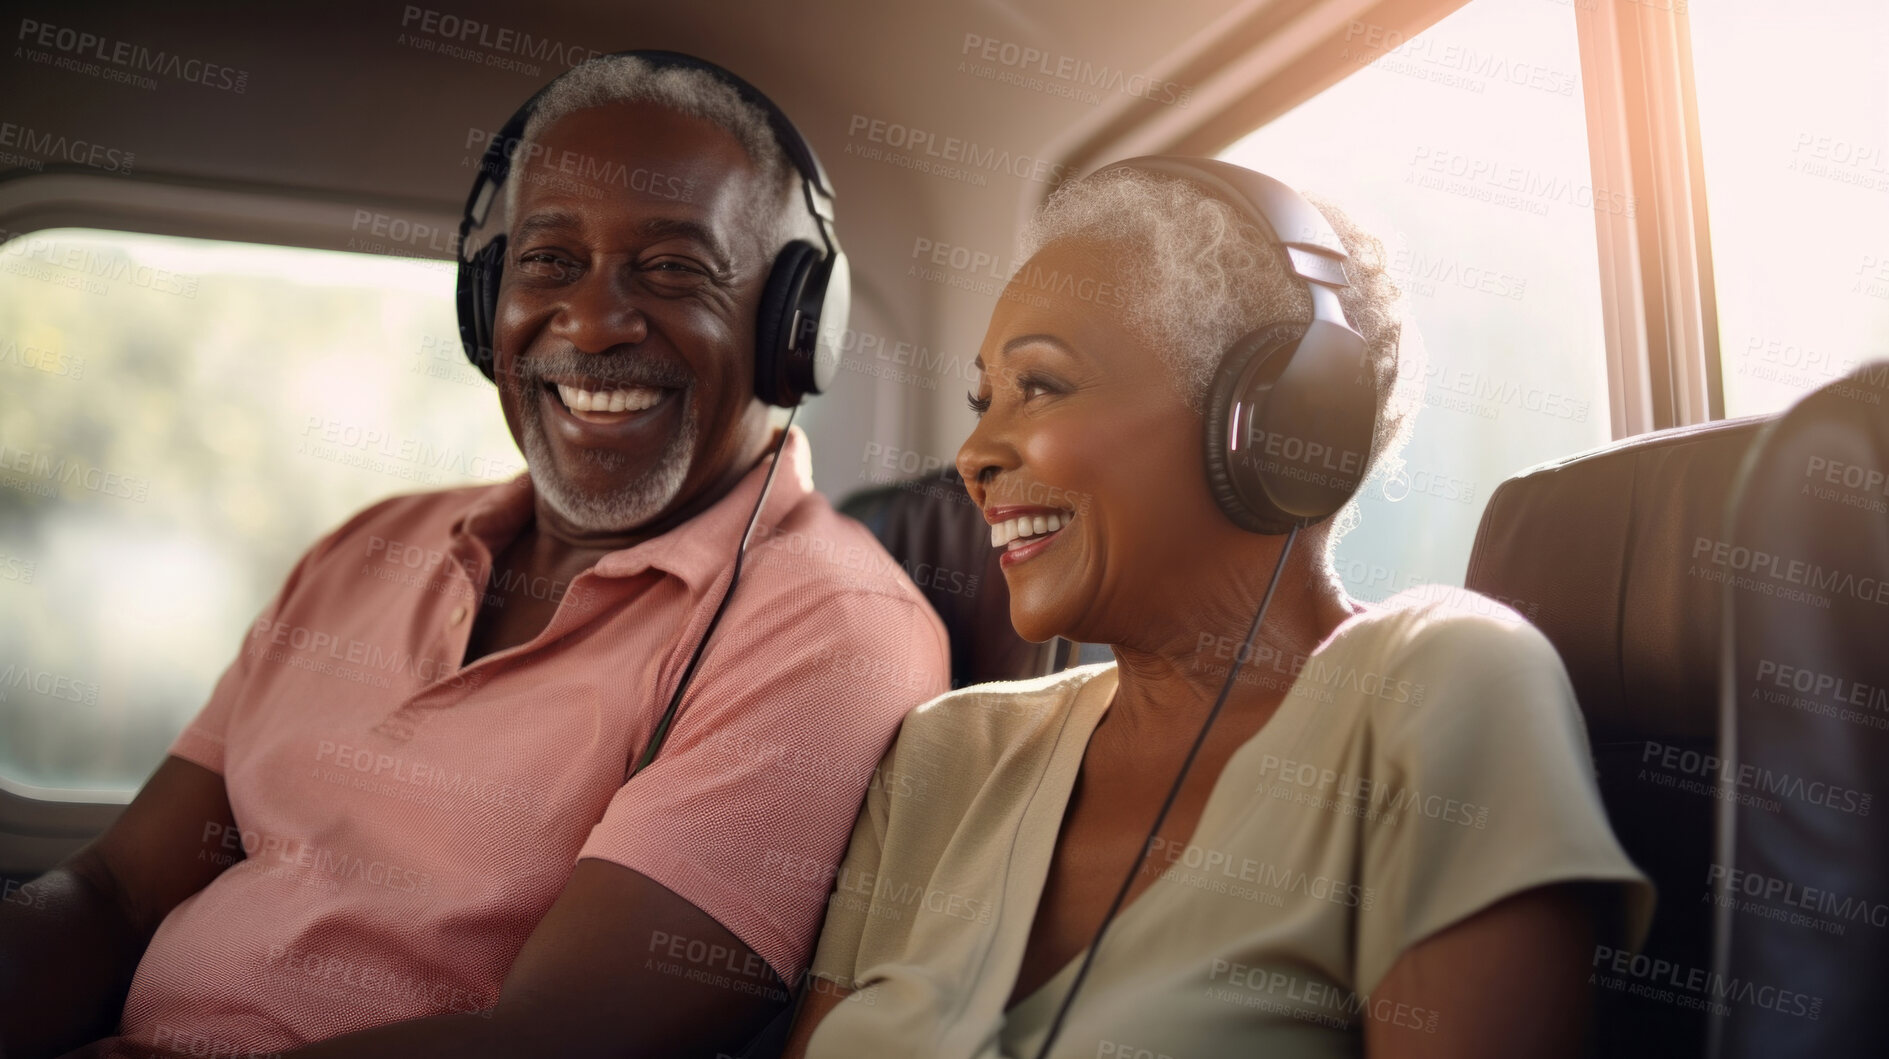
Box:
[644,257,708,277]
[639,258,714,293]
[517,251,578,278]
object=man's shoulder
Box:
[687,491,951,699]
[743,490,942,616]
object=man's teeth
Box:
[990,511,1074,548]
[556,383,664,414]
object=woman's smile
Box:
[984,504,1078,568]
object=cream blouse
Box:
[805,589,1654,1058]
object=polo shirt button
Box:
[448,605,468,626]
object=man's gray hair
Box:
[503,54,809,246]
[1017,165,1426,543]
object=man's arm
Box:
[281,858,787,1059]
[1,757,239,1059]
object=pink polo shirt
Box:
[116,428,950,1053]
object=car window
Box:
[1220,0,1608,608]
[0,228,519,796]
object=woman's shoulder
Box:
[900,661,1116,746]
[1338,584,1563,675]
[868,662,1116,833]
[1327,584,1580,739]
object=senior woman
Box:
[783,161,1651,1058]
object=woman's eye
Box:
[966,391,992,416]
[1019,374,1060,401]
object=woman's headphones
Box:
[1095,157,1380,535]
[454,49,851,408]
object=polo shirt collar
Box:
[450,426,815,592]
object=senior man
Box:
[0,54,948,1059]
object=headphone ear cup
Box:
[803,248,848,396]
[456,234,506,383]
[754,240,819,407]
[1203,322,1309,535]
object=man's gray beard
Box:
[516,395,699,533]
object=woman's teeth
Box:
[990,511,1074,548]
[555,383,664,415]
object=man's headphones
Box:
[1095,157,1379,535]
[455,49,850,408]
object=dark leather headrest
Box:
[840,470,1052,688]
[1465,416,1770,743]
[1717,363,1889,1056]
[1725,368,1889,700]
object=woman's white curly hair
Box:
[1018,164,1427,544]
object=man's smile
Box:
[547,377,674,425]
[538,377,684,439]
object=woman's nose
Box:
[957,414,1013,504]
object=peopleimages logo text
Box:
[16,18,249,92]
[959,33,1191,107]
[847,114,1069,186]
[1691,536,1889,607]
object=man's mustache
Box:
[503,347,695,392]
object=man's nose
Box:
[551,267,649,352]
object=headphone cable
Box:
[629,406,798,779]
[1032,524,1299,1058]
